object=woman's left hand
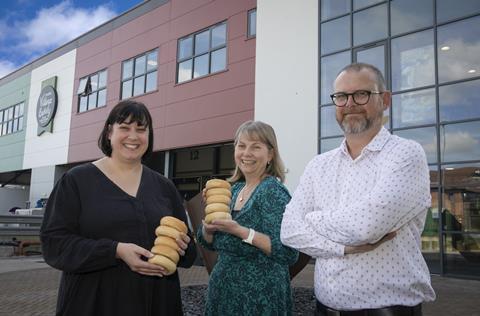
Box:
[175,233,190,256]
[205,219,247,239]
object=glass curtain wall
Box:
[319,0,480,278]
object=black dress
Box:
[40,163,196,316]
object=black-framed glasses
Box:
[330,90,384,107]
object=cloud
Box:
[0,60,17,79]
[15,0,116,53]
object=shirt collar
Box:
[339,127,392,156]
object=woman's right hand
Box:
[116,242,167,277]
[344,231,396,255]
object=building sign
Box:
[36,77,58,136]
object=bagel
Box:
[206,188,232,198]
[205,203,230,215]
[148,255,177,275]
[206,179,231,190]
[160,216,188,234]
[155,225,182,239]
[205,211,232,224]
[206,194,231,205]
[154,236,179,251]
[151,245,180,264]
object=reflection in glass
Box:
[437,0,480,23]
[353,4,387,46]
[211,48,226,73]
[391,29,434,92]
[122,60,133,80]
[438,16,480,84]
[146,71,157,93]
[356,45,385,77]
[248,9,256,37]
[193,54,209,78]
[195,31,209,55]
[79,96,87,112]
[320,105,343,137]
[353,0,383,10]
[134,55,146,76]
[122,80,132,99]
[443,233,480,277]
[440,79,480,122]
[321,0,349,20]
[147,51,158,72]
[441,121,480,163]
[97,89,106,107]
[393,127,437,164]
[90,74,98,92]
[178,60,193,83]
[320,137,343,153]
[133,77,145,96]
[178,37,193,60]
[321,16,350,55]
[320,51,350,104]
[211,23,226,48]
[390,0,433,36]
[392,88,435,128]
[98,71,107,89]
[88,93,97,110]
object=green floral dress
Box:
[197,176,299,316]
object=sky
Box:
[0,0,144,79]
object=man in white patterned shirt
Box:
[281,63,435,316]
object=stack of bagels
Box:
[149,216,187,275]
[204,179,232,223]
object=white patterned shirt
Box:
[281,127,435,310]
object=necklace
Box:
[239,182,258,202]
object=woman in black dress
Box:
[41,100,196,316]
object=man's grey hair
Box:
[337,63,386,91]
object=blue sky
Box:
[0,0,143,79]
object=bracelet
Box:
[242,228,255,245]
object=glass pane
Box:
[392,88,436,128]
[88,93,97,110]
[97,89,106,107]
[7,121,12,134]
[98,70,107,88]
[146,71,157,93]
[321,0,350,20]
[147,50,158,71]
[437,0,480,23]
[195,30,210,55]
[248,9,256,37]
[438,16,480,84]
[211,48,226,73]
[122,60,133,80]
[211,23,226,48]
[353,4,387,46]
[391,29,435,92]
[320,137,343,153]
[77,77,88,94]
[0,123,2,136]
[14,104,19,118]
[440,79,480,122]
[12,119,18,132]
[321,16,350,55]
[122,80,133,99]
[7,107,13,120]
[393,127,437,164]
[320,105,343,137]
[193,54,209,78]
[134,55,146,76]
[391,0,433,36]
[179,36,193,60]
[18,117,23,131]
[90,74,98,92]
[133,76,145,96]
[441,121,480,163]
[354,0,383,10]
[178,59,193,83]
[79,96,88,112]
[443,232,480,277]
[19,103,24,116]
[0,110,3,122]
[356,45,385,77]
[320,51,350,105]
[2,123,7,135]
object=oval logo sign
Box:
[36,85,58,128]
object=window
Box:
[248,9,256,38]
[177,22,227,83]
[121,49,158,99]
[0,102,24,136]
[78,69,107,113]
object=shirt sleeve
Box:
[281,159,345,259]
[305,141,431,245]
[40,172,119,274]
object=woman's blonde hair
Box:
[228,120,286,183]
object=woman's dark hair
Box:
[98,100,154,160]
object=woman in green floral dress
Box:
[197,121,299,315]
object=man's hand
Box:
[116,242,166,276]
[344,231,396,255]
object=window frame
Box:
[77,69,108,113]
[120,49,158,100]
[247,8,257,38]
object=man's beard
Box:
[338,112,382,134]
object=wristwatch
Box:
[242,228,255,245]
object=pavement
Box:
[0,256,479,316]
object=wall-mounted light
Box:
[440,46,450,51]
